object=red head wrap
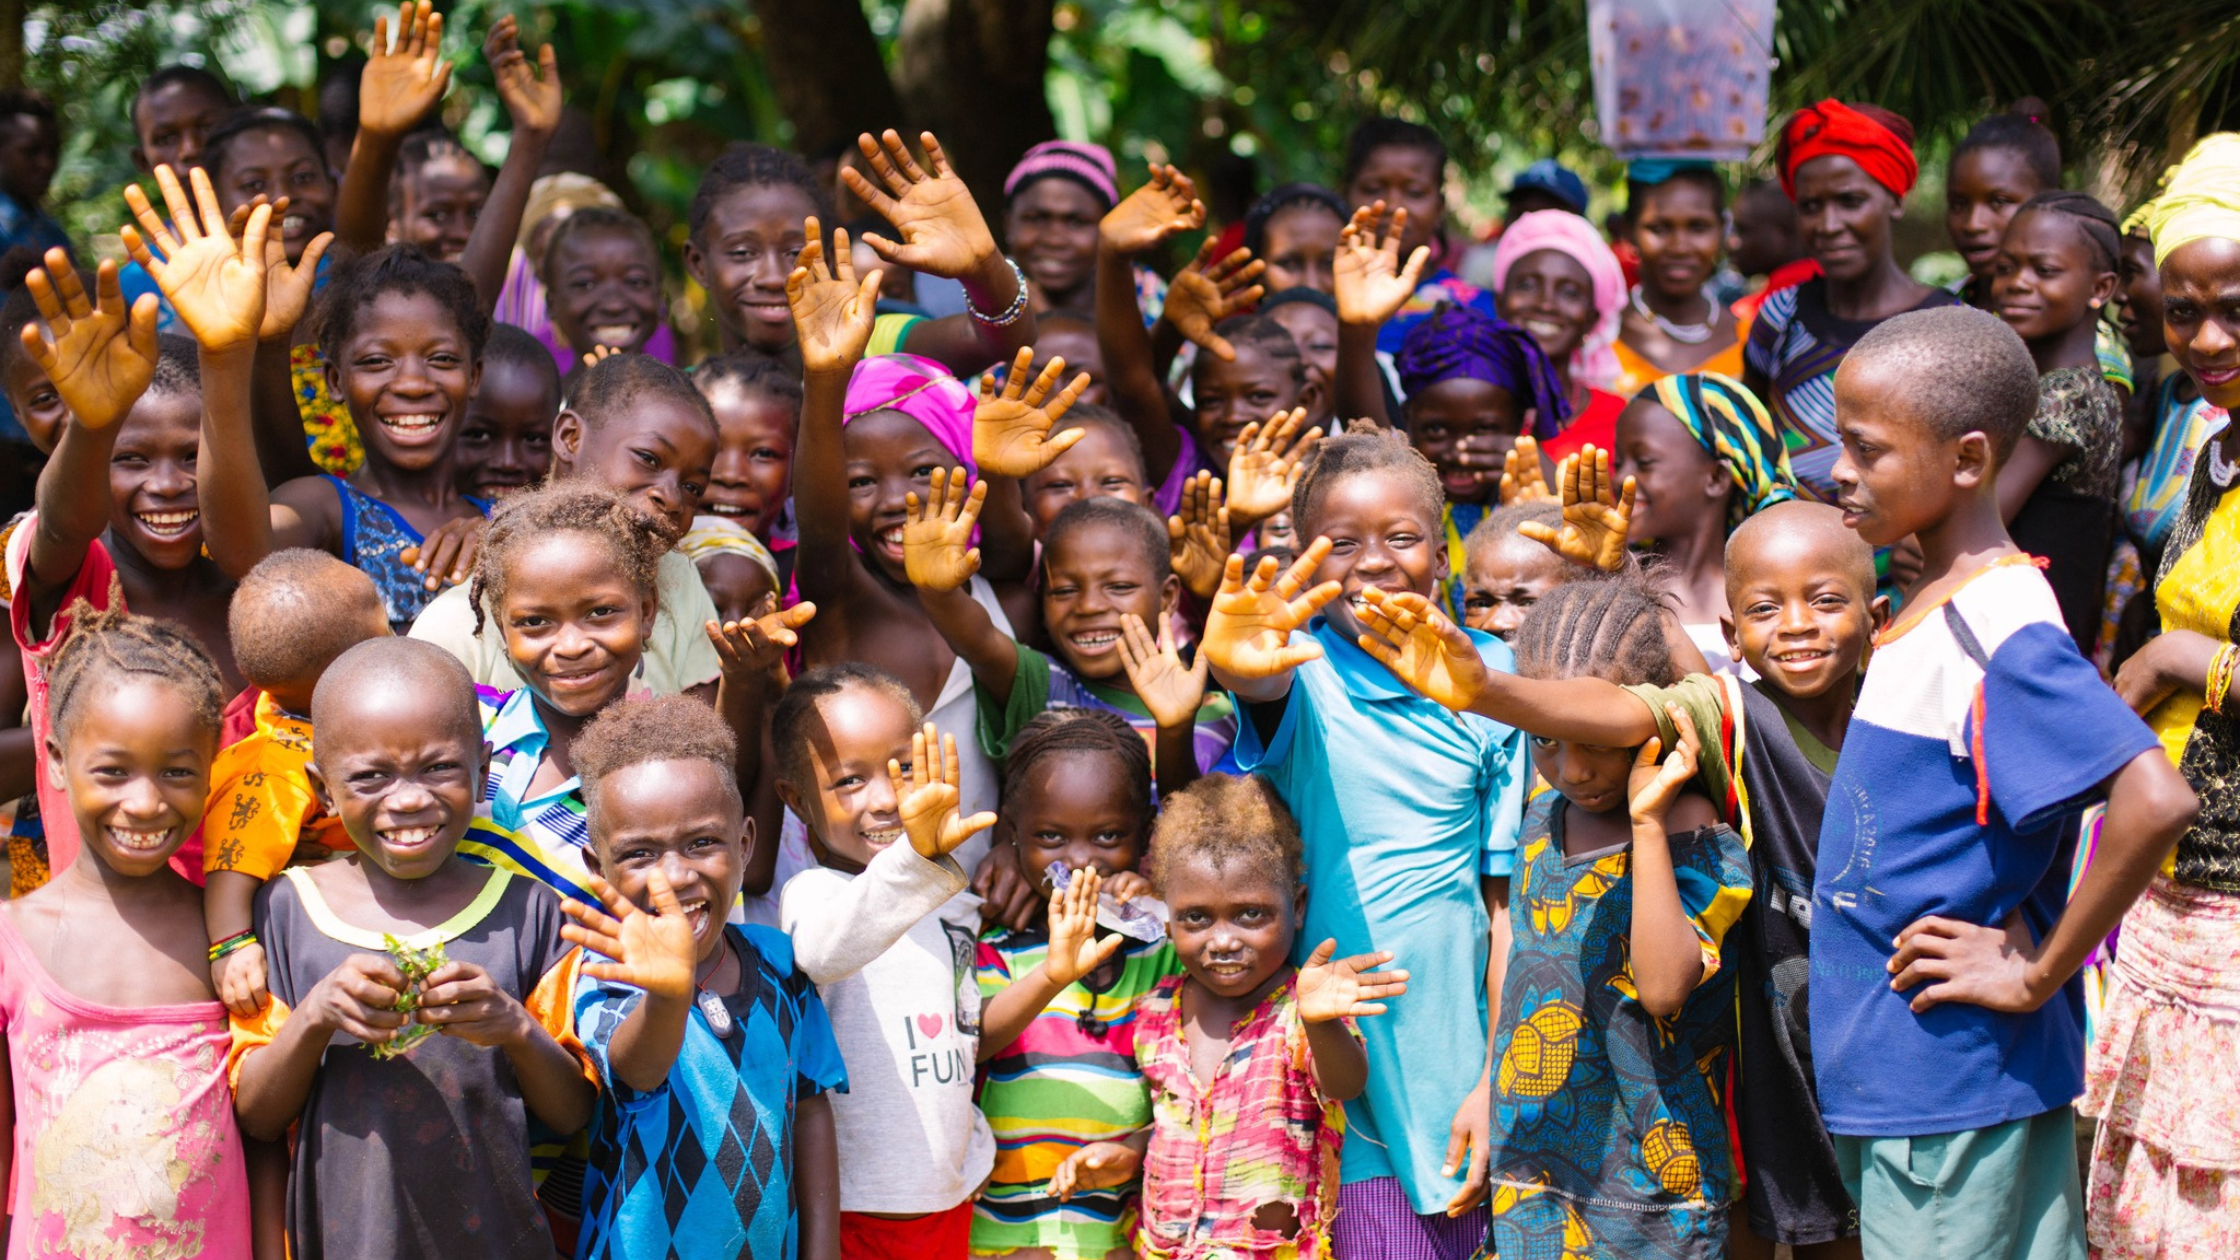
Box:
[1779,100,1918,201]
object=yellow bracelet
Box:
[2209,643,2238,716]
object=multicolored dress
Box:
[325,474,489,633]
[1487,795,1751,1260]
[2012,366,2125,655]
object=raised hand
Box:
[1117,612,1209,730]
[1499,434,1555,505]
[1098,162,1204,255]
[1045,867,1126,987]
[1626,707,1701,825]
[485,14,561,138]
[1295,938,1409,1022]
[707,598,818,680]
[399,512,484,590]
[1334,201,1430,327]
[1354,589,1490,714]
[1050,1141,1143,1202]
[1163,239,1267,361]
[357,1,452,140]
[121,164,275,356]
[975,346,1089,477]
[1166,471,1232,601]
[1225,407,1322,525]
[1519,445,1636,573]
[222,194,333,344]
[842,131,997,281]
[18,254,159,431]
[786,217,881,376]
[890,723,998,861]
[561,869,699,1003]
[901,467,984,592]
[1199,540,1342,681]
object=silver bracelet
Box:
[966,257,1031,327]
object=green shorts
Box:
[1832,1106,2085,1260]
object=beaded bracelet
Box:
[966,257,1031,327]
[2209,643,2238,717]
[208,931,259,962]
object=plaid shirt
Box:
[1133,972,1353,1260]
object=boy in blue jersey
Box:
[1812,305,2197,1260]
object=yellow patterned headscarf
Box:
[1645,372,1800,534]
[2145,133,2240,266]
[678,514,778,584]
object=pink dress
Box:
[0,911,250,1259]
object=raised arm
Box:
[559,871,698,1094]
[1161,238,1266,364]
[1295,938,1408,1102]
[786,219,883,607]
[460,16,560,311]
[1332,202,1428,430]
[1096,164,1204,483]
[1625,724,1716,1019]
[976,868,1124,1060]
[973,346,1090,581]
[902,469,1021,704]
[334,2,453,254]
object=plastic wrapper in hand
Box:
[1589,0,1775,161]
[1046,862,1169,943]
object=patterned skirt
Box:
[2082,876,2240,1257]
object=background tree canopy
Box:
[21,0,2240,261]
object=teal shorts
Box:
[1832,1106,2085,1260]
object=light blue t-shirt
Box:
[1230,617,1529,1213]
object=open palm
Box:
[902,468,984,592]
[844,131,994,280]
[786,218,881,376]
[1226,408,1321,524]
[1296,938,1409,1022]
[560,870,698,1003]
[975,347,1089,477]
[1045,868,1125,987]
[358,2,452,138]
[891,724,997,860]
[486,15,562,136]
[1334,201,1430,327]
[1117,612,1209,729]
[1099,163,1203,255]
[19,257,159,432]
[122,165,272,355]
[1354,590,1488,713]
[1200,542,1341,681]
[1519,446,1635,573]
[1166,472,1232,601]
[1164,239,1266,360]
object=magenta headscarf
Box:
[843,353,977,479]
[1489,208,1627,392]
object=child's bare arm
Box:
[234,955,410,1140]
[901,469,1022,705]
[334,2,452,254]
[1331,203,1428,429]
[1626,719,1718,1019]
[560,872,697,1094]
[460,16,560,312]
[1889,747,2196,1013]
[1295,939,1406,1102]
[1050,1134,1147,1201]
[978,870,1125,1061]
[1095,168,1202,486]
[794,1093,840,1260]
[708,601,817,800]
[205,871,270,1020]
[787,221,883,610]
[413,959,596,1134]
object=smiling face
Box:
[695,552,778,628]
[1463,531,1568,639]
[108,388,205,569]
[2116,233,2166,359]
[1614,397,1726,545]
[1631,179,1724,301]
[1497,248,1595,366]
[51,677,215,879]
[1346,145,1444,261]
[1946,147,2043,281]
[1406,377,1521,506]
[1022,425,1145,536]
[309,682,485,882]
[699,381,796,540]
[1005,178,1104,306]
[547,226,663,356]
[134,80,231,176]
[1723,509,1882,701]
[1041,520,1179,681]
[326,290,480,476]
[454,357,558,500]
[2161,235,2240,412]
[1529,733,1634,816]
[1991,207,2114,348]
[1791,155,1902,286]
[777,683,918,875]
[1193,341,1302,467]
[1003,751,1149,892]
[1026,322,1108,409]
[1305,470,1447,643]
[553,394,716,544]
[497,530,654,721]
[1162,851,1300,1000]
[1266,302,1338,423]
[212,125,336,265]
[396,150,489,264]
[844,409,962,583]
[1261,204,1344,294]
[587,758,748,965]
[687,184,815,354]
[1828,356,1970,547]
[4,344,67,455]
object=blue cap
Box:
[1506,159,1589,213]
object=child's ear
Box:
[2091,267,2120,314]
[1430,527,1452,583]
[1720,612,1742,667]
[1953,430,1994,489]
[1292,880,1308,922]
[739,815,758,867]
[774,777,805,822]
[682,237,707,289]
[1159,573,1182,620]
[322,353,346,404]
[42,737,64,793]
[305,760,334,813]
[551,409,586,473]
[1707,459,1737,502]
[583,843,604,879]
[1869,592,1894,633]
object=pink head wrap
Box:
[842,353,977,480]
[1489,209,1627,392]
[1004,141,1119,209]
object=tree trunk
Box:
[893,0,1057,219]
[751,0,905,155]
[0,0,23,91]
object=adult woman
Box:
[1003,140,1117,314]
[1490,208,1629,461]
[2100,132,2240,1259]
[2117,215,2225,564]
[1613,159,1749,395]
[1744,100,1958,502]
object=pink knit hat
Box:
[1004,140,1119,209]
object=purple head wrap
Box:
[1392,306,1572,440]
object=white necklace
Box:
[2211,436,2239,489]
[1629,285,1717,345]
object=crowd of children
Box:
[6,8,2240,1260]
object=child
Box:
[1459,500,1570,639]
[1019,402,1150,537]
[228,636,597,1259]
[1339,117,1499,353]
[558,693,845,1260]
[204,550,393,1018]
[1262,287,1341,429]
[1357,498,1887,1256]
[0,281,68,454]
[679,514,781,629]
[1481,579,1748,1258]
[1814,306,2195,1259]
[542,206,665,360]
[972,710,1177,1260]
[390,126,489,265]
[694,351,801,572]
[1245,183,1348,296]
[0,604,251,1254]
[1199,429,1529,1254]
[454,323,562,501]
[906,482,1233,799]
[1990,191,2126,654]
[409,352,728,697]
[1048,773,1406,1259]
[1946,105,2064,312]
[1024,309,1109,408]
[770,669,997,1258]
[117,65,234,332]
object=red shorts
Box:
[839,1200,972,1260]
